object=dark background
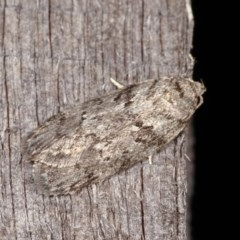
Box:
[191,1,230,239]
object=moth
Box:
[23,77,205,195]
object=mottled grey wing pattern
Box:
[23,77,205,195]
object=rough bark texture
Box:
[0,0,194,239]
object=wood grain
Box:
[0,0,194,239]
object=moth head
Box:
[193,80,206,108]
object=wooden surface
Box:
[0,0,194,239]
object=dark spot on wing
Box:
[58,113,67,124]
[85,133,100,143]
[75,163,81,169]
[142,125,153,131]
[135,125,154,143]
[174,81,184,98]
[135,137,147,143]
[124,100,133,107]
[114,92,123,101]
[149,79,158,89]
[104,157,110,161]
[81,111,87,120]
[156,138,167,153]
[135,120,143,127]
[93,98,103,105]
[85,133,97,138]
[120,158,131,169]
[114,85,136,102]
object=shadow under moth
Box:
[23,77,205,195]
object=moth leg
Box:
[148,155,152,165]
[110,78,125,89]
